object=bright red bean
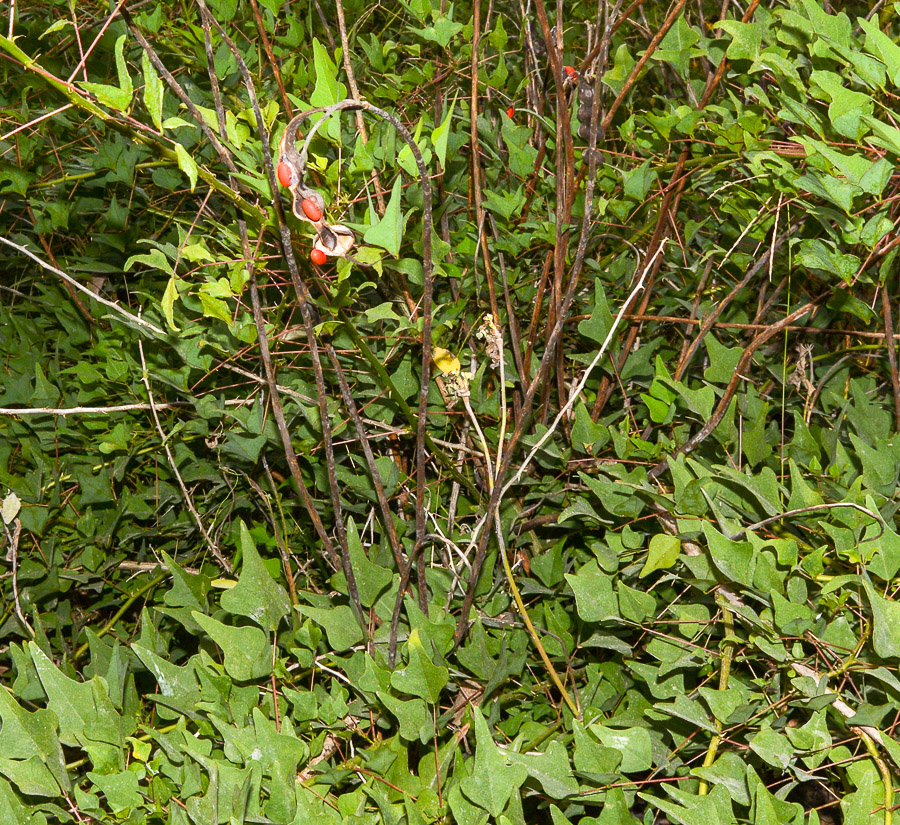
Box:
[301,198,323,222]
[507,106,515,118]
[276,160,293,188]
[564,65,576,77]
[310,248,327,265]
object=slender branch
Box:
[0,237,165,336]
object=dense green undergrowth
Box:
[3,1,900,823]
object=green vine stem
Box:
[698,599,735,795]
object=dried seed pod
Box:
[577,78,594,108]
[312,224,355,258]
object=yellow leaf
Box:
[432,347,461,375]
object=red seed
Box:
[507,106,515,118]
[301,198,323,222]
[276,160,293,188]
[565,65,576,76]
[310,248,327,265]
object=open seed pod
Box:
[312,224,355,258]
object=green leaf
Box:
[571,401,608,454]
[142,50,163,131]
[703,335,743,384]
[578,279,614,345]
[220,521,291,632]
[617,581,656,622]
[863,576,900,659]
[460,706,528,816]
[364,178,406,257]
[27,643,120,749]
[377,691,429,741]
[589,724,652,773]
[565,560,618,622]
[482,186,524,221]
[0,689,68,793]
[198,292,231,323]
[79,82,132,113]
[859,17,900,86]
[344,518,394,608]
[310,38,346,108]
[131,643,201,706]
[715,19,764,62]
[748,723,793,769]
[572,720,622,774]
[390,627,448,703]
[113,35,133,98]
[191,612,272,680]
[87,769,142,813]
[0,756,61,797]
[431,95,456,167]
[296,604,364,651]
[174,143,198,192]
[252,708,307,822]
[412,12,464,47]
[640,534,681,577]
[397,117,431,177]
[602,44,635,95]
[506,741,579,799]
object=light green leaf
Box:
[28,643,110,748]
[460,706,528,816]
[345,518,393,608]
[859,17,900,86]
[310,38,346,108]
[161,277,180,331]
[506,741,579,799]
[87,769,142,813]
[296,604,364,651]
[0,688,69,793]
[377,691,429,741]
[390,627,448,703]
[640,535,681,577]
[748,724,793,769]
[191,612,272,681]
[431,95,456,168]
[79,82,132,113]
[126,247,174,275]
[198,292,231,323]
[113,34,133,99]
[715,19,764,62]
[617,581,656,622]
[863,576,900,659]
[131,643,201,702]
[364,177,405,257]
[252,708,307,822]
[174,143,198,192]
[0,756,60,797]
[571,401,608,454]
[220,521,291,632]
[142,50,163,131]
[397,117,431,177]
[589,724,652,773]
[565,559,618,623]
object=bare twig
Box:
[2,518,33,636]
[0,237,165,336]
